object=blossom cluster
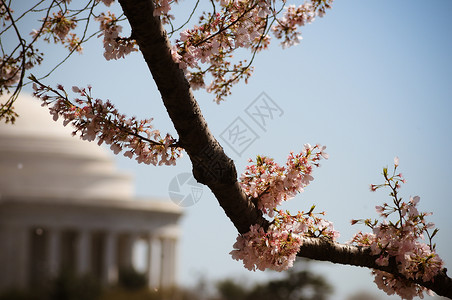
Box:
[231,144,337,271]
[31,78,182,166]
[272,0,333,48]
[172,2,270,70]
[372,270,434,300]
[239,144,328,216]
[97,0,115,7]
[164,1,332,102]
[1,46,43,98]
[0,2,12,25]
[1,3,42,97]
[95,11,138,60]
[1,57,20,92]
[153,0,179,25]
[28,0,136,59]
[28,0,120,55]
[169,1,273,102]
[350,158,443,299]
[30,11,82,54]
[231,208,338,271]
[230,223,303,272]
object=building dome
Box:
[0,94,133,201]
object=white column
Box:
[14,226,30,288]
[47,228,61,278]
[103,231,118,285]
[76,230,91,275]
[160,238,176,288]
[147,234,160,289]
[169,238,177,286]
[170,239,177,286]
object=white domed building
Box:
[0,94,182,291]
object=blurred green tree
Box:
[216,260,332,300]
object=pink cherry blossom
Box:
[32,79,182,166]
[95,11,138,60]
[231,209,339,272]
[239,144,327,216]
[97,0,115,7]
[351,159,443,299]
[232,145,338,272]
[167,1,332,103]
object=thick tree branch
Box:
[298,237,452,298]
[118,0,268,234]
[117,0,452,298]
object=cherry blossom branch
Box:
[349,159,445,299]
[297,237,452,299]
[168,0,331,103]
[0,0,136,123]
[0,0,29,123]
[30,75,183,166]
[191,2,260,48]
[0,0,49,35]
[36,1,99,81]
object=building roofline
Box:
[0,195,183,215]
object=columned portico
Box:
[0,214,181,291]
[0,94,183,292]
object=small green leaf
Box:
[431,228,439,238]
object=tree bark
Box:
[117,0,451,298]
[298,237,452,298]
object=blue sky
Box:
[12,0,452,299]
